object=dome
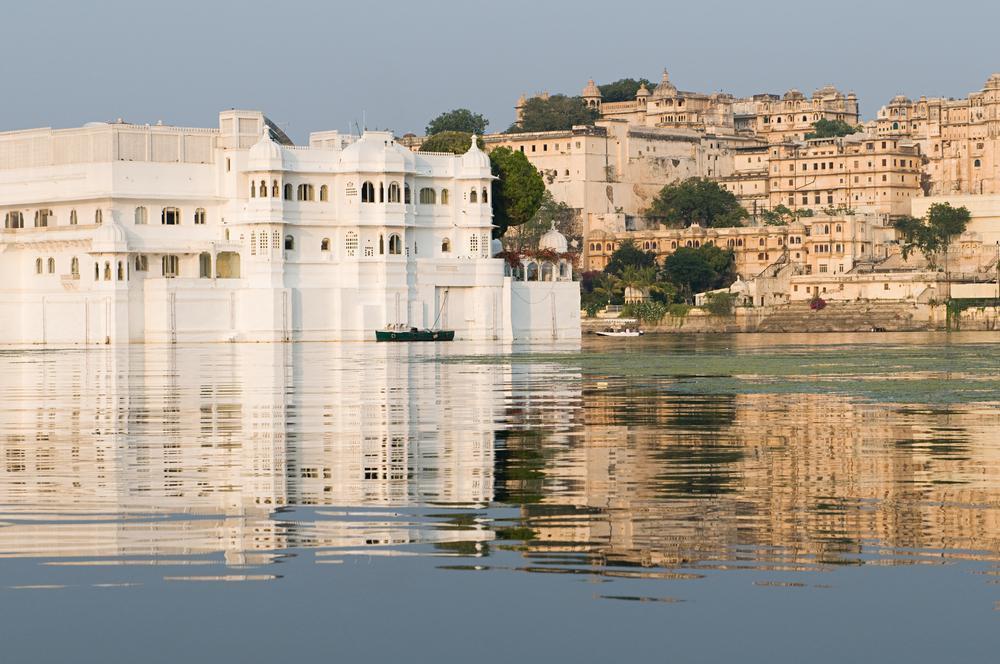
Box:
[652,69,677,97]
[338,131,413,173]
[460,135,491,174]
[635,83,650,98]
[539,224,568,253]
[582,78,601,98]
[247,128,284,171]
[814,84,841,98]
[890,94,911,105]
[986,73,1000,90]
[783,88,805,100]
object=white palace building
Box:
[0,110,580,344]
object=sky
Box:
[1,0,998,143]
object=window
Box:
[199,252,211,278]
[35,257,43,274]
[135,255,148,272]
[419,187,436,204]
[35,209,52,227]
[4,211,24,229]
[297,183,314,201]
[470,234,479,253]
[441,189,449,205]
[284,183,293,200]
[250,181,256,198]
[388,234,402,255]
[94,263,99,280]
[470,188,478,203]
[71,257,79,277]
[974,159,982,168]
[284,235,295,251]
[117,261,125,281]
[162,255,179,277]
[161,207,180,225]
[194,208,206,225]
[103,261,111,281]
[48,257,55,273]
[441,238,451,253]
[345,231,358,257]
[135,206,148,225]
[272,180,279,197]
[320,184,329,201]
[482,187,488,204]
[250,232,257,256]
[379,235,384,255]
[70,210,77,225]
[388,182,400,203]
[95,209,103,225]
[362,181,376,203]
[320,238,330,251]
[404,184,411,204]
[379,182,384,203]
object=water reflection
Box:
[0,336,999,593]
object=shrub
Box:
[703,291,736,317]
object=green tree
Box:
[703,291,736,317]
[760,204,815,225]
[661,245,736,298]
[894,202,971,268]
[489,147,546,237]
[504,190,579,250]
[804,118,861,140]
[613,265,657,296]
[426,109,488,136]
[646,178,748,228]
[419,131,485,154]
[603,239,657,277]
[598,78,652,103]
[508,95,599,133]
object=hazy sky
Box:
[2,0,998,143]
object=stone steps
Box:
[754,301,925,333]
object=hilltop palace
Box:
[0,110,579,344]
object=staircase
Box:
[754,300,927,333]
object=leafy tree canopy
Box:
[760,204,815,226]
[490,147,546,237]
[419,131,484,154]
[604,239,657,277]
[426,109,488,136]
[598,78,652,103]
[508,95,599,133]
[894,202,971,267]
[646,178,748,228]
[661,245,736,297]
[504,190,579,251]
[805,118,861,140]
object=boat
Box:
[375,326,455,342]
[595,326,644,337]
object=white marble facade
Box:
[0,110,580,343]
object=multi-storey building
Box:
[874,73,1000,195]
[0,111,580,344]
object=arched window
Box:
[161,255,179,277]
[250,181,256,198]
[161,207,180,225]
[441,189,450,205]
[35,209,52,227]
[362,181,376,203]
[419,187,436,204]
[379,235,385,255]
[320,238,330,251]
[470,188,478,203]
[135,206,148,225]
[404,184,411,204]
[441,238,451,253]
[199,253,211,278]
[194,208,206,225]
[388,234,402,255]
[117,261,124,281]
[284,235,295,251]
[759,238,765,246]
[71,257,79,277]
[48,257,56,274]
[388,182,400,203]
[272,180,279,197]
[297,184,314,201]
[104,261,112,281]
[95,209,103,225]
[345,231,358,257]
[482,187,488,204]
[94,263,99,280]
[4,211,24,229]
[835,224,842,233]
[974,159,982,168]
[284,183,293,200]
[824,225,830,234]
[320,185,328,201]
[35,257,43,274]
[257,180,266,197]
[69,210,77,225]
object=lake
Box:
[1,333,998,662]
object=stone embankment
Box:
[584,301,1000,334]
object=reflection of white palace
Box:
[0,344,510,561]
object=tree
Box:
[508,95,599,133]
[489,147,546,237]
[894,203,971,268]
[598,78,652,103]
[646,178,748,228]
[661,245,736,298]
[603,239,657,277]
[804,118,860,140]
[419,131,484,154]
[760,204,814,225]
[426,109,488,136]
[504,190,579,250]
[613,265,657,297]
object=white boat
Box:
[595,327,644,337]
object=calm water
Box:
[1,333,999,662]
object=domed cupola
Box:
[339,131,413,173]
[460,135,492,177]
[538,223,568,253]
[247,126,284,171]
[652,69,677,98]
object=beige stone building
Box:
[734,86,860,143]
[873,73,1000,195]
